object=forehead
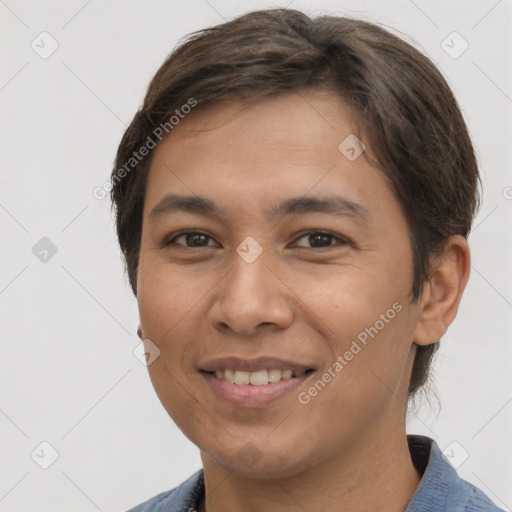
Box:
[159,91,357,161]
[143,91,401,226]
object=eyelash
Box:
[164,230,350,250]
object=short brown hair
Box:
[110,8,480,397]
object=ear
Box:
[413,235,471,346]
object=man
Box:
[111,8,503,511]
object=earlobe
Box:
[413,235,471,346]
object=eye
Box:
[293,231,348,249]
[164,230,349,250]
[165,230,217,248]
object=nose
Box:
[208,251,294,336]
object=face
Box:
[137,90,423,478]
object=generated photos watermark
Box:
[298,301,403,404]
[93,97,197,200]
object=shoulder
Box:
[126,469,204,512]
[406,435,504,512]
[451,479,506,512]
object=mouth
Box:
[199,356,316,407]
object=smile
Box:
[199,357,316,407]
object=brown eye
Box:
[294,231,347,249]
[166,231,215,247]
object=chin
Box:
[200,437,317,479]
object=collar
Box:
[129,435,502,511]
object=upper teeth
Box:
[214,369,294,385]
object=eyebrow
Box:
[149,193,369,223]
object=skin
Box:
[136,90,471,512]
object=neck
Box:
[199,427,422,512]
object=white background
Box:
[1,0,511,510]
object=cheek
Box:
[295,268,414,409]
[137,256,208,336]
[289,262,403,333]
[339,308,414,405]
[146,358,211,446]
[136,258,215,412]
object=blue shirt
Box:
[127,435,504,511]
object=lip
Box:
[198,356,316,408]
[201,370,314,407]
[199,356,314,375]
